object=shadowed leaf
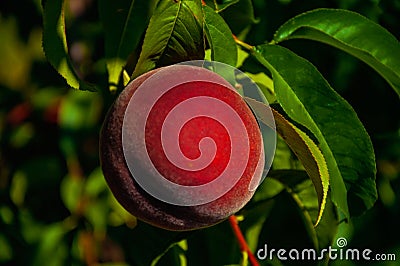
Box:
[99,0,157,92]
[42,0,96,91]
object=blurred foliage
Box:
[0,0,399,265]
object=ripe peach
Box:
[100,65,264,231]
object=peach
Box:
[100,65,264,231]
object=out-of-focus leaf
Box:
[273,8,400,97]
[132,0,205,78]
[219,0,257,37]
[58,90,102,130]
[32,223,69,266]
[0,18,32,89]
[60,175,83,214]
[0,234,13,261]
[203,6,237,66]
[204,0,240,12]
[85,199,109,233]
[247,98,329,226]
[9,123,34,148]
[14,157,66,223]
[42,0,96,91]
[99,0,157,91]
[253,44,376,218]
[84,167,108,197]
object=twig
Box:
[229,215,260,266]
[233,35,254,51]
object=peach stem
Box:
[228,215,260,266]
[232,34,254,51]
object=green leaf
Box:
[273,8,400,97]
[58,90,102,130]
[131,0,205,78]
[203,6,237,66]
[123,221,189,266]
[267,172,339,254]
[256,190,319,260]
[42,0,96,91]
[219,0,257,37]
[33,223,69,266]
[204,0,240,12]
[245,99,329,226]
[99,0,157,92]
[253,44,377,218]
[60,175,83,214]
[151,240,187,266]
[186,221,241,265]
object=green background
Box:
[0,0,399,265]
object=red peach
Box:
[100,65,264,231]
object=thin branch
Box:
[233,35,254,51]
[229,215,260,266]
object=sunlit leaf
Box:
[131,0,205,78]
[253,44,377,218]
[203,5,237,66]
[99,0,157,91]
[246,98,329,226]
[273,8,400,97]
[42,0,96,91]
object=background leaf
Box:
[273,8,400,97]
[98,0,157,92]
[265,171,339,257]
[252,44,377,218]
[204,0,239,12]
[117,222,188,266]
[131,0,205,78]
[203,5,237,66]
[4,0,399,265]
[42,0,96,91]
[245,98,329,226]
[219,0,257,37]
